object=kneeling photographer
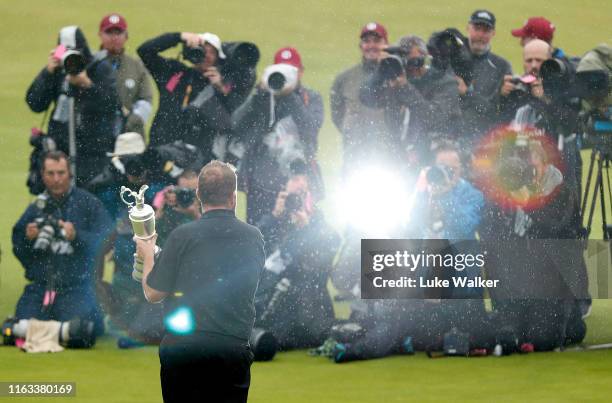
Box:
[85,134,168,345]
[232,47,324,224]
[253,170,339,351]
[9,152,112,349]
[360,35,462,167]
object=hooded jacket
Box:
[26,26,119,164]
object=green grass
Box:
[1,0,612,402]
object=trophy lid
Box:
[120,185,149,210]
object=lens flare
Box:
[165,306,196,335]
[472,125,564,211]
[334,165,415,237]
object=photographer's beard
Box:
[468,39,491,56]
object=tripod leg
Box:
[581,149,598,225]
[585,155,603,239]
[603,158,611,240]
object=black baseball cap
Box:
[469,10,496,29]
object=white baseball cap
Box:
[107,132,146,157]
[199,32,226,59]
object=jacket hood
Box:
[57,25,92,61]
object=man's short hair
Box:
[42,151,70,171]
[398,35,427,55]
[197,160,237,206]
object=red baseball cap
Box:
[511,17,555,43]
[274,47,303,69]
[99,13,128,33]
[360,22,388,42]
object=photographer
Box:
[254,171,340,350]
[86,134,166,343]
[138,31,229,153]
[98,13,153,136]
[479,139,588,351]
[501,40,584,222]
[232,47,324,224]
[360,35,462,166]
[330,22,389,174]
[457,10,512,140]
[153,169,201,246]
[26,26,120,186]
[12,151,112,337]
[411,144,484,241]
[498,39,550,124]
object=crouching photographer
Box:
[84,134,168,345]
[232,47,324,225]
[360,35,462,168]
[8,151,112,350]
[253,171,339,354]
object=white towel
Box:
[23,319,64,353]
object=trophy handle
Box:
[120,186,137,208]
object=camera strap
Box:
[39,107,51,131]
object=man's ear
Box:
[229,191,237,209]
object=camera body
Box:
[427,28,474,84]
[262,64,299,95]
[31,194,66,252]
[182,43,206,64]
[284,193,303,215]
[426,164,455,188]
[174,187,197,208]
[510,74,537,94]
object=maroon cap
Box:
[360,22,388,42]
[511,17,555,43]
[99,13,127,33]
[274,47,303,69]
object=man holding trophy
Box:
[125,160,265,403]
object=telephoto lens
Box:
[33,224,55,251]
[62,50,87,75]
[249,328,278,361]
[379,55,405,81]
[267,72,286,92]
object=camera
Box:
[182,43,206,64]
[427,28,474,84]
[249,327,278,361]
[54,45,87,75]
[2,317,96,348]
[174,187,197,208]
[262,64,299,94]
[222,42,260,69]
[284,193,303,215]
[31,194,65,252]
[33,216,65,251]
[426,164,455,188]
[540,57,579,101]
[510,74,537,94]
[379,53,406,81]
